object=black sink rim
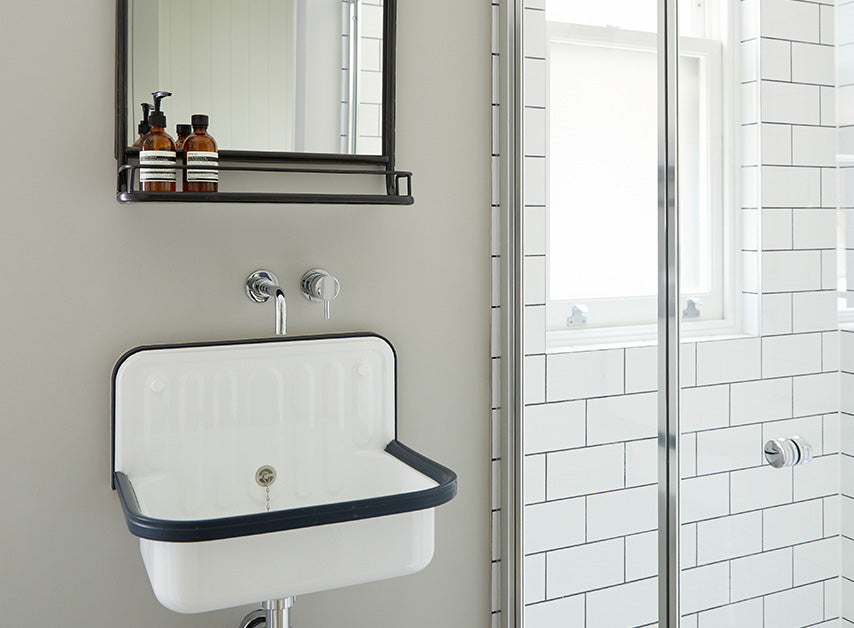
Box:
[111,332,457,543]
[114,439,457,543]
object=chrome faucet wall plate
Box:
[245,270,279,303]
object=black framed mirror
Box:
[115,0,412,204]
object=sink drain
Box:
[255,465,277,487]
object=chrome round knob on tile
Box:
[764,436,811,468]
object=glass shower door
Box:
[520,1,664,626]
[676,0,842,624]
[511,0,844,625]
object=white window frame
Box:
[545,21,740,350]
[837,164,854,325]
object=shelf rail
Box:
[116,162,413,205]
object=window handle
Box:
[567,305,589,327]
[682,298,702,319]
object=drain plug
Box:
[255,465,277,487]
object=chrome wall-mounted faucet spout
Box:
[245,270,287,335]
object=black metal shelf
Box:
[116,162,414,205]
[118,191,414,205]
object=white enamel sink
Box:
[112,333,456,614]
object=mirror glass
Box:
[127,0,385,155]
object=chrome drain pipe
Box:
[262,598,294,628]
[239,597,294,628]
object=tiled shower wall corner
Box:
[490,0,845,626]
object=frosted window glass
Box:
[546,0,657,32]
[545,0,709,37]
[549,42,709,301]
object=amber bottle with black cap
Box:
[139,91,176,192]
[131,103,151,148]
[174,124,191,151]
[182,114,218,192]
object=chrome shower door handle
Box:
[764,436,812,468]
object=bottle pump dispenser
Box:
[139,91,176,192]
[149,91,172,129]
[132,103,151,147]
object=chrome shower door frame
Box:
[497,0,525,626]
[657,0,681,625]
[497,0,681,626]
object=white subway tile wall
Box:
[492,0,843,626]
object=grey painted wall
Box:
[0,1,491,626]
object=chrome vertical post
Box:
[499,0,525,626]
[657,0,680,625]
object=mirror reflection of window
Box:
[127,0,384,155]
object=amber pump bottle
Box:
[131,103,151,148]
[139,91,176,192]
[175,124,191,151]
[182,114,218,193]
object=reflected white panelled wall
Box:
[492,0,854,626]
[128,0,385,154]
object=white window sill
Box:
[545,320,748,354]
[838,305,854,330]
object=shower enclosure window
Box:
[546,1,733,341]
